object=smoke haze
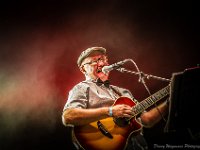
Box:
[0,1,199,149]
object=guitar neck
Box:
[132,85,170,116]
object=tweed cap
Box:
[77,47,106,67]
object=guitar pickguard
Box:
[113,117,130,127]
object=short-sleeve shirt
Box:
[63,79,138,111]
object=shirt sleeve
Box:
[63,82,89,111]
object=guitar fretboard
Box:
[132,85,170,116]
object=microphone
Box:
[102,59,129,74]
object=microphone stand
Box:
[117,68,171,82]
[117,59,171,122]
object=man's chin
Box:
[97,72,109,79]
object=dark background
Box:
[0,0,199,149]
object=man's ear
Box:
[80,66,86,74]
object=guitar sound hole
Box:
[113,117,130,127]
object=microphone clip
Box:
[102,59,130,74]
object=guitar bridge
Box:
[97,121,113,139]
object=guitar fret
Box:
[146,100,153,105]
[141,101,148,109]
[131,85,170,116]
[150,95,157,102]
[139,102,145,109]
[155,93,161,100]
[136,104,143,112]
[132,107,137,115]
[146,98,154,105]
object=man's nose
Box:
[99,61,109,67]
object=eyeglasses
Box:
[82,56,108,66]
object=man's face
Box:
[80,53,109,80]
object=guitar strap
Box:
[71,128,85,150]
[110,86,122,97]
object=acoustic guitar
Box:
[73,85,170,150]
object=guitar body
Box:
[74,97,142,150]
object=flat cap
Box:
[77,47,106,67]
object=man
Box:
[62,47,169,150]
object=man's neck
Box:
[85,76,108,82]
[85,76,97,81]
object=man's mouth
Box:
[97,68,102,73]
